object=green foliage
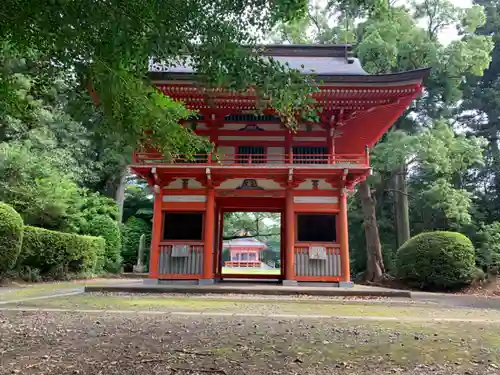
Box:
[372,121,486,231]
[223,212,280,242]
[1,0,315,153]
[121,217,151,271]
[475,222,500,274]
[396,231,476,289]
[122,181,153,223]
[86,216,122,272]
[0,202,24,274]
[18,226,105,277]
[0,142,84,230]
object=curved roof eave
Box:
[149,67,431,86]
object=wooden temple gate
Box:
[131,44,429,286]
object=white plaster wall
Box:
[218,136,284,141]
[163,195,207,202]
[296,179,337,190]
[164,178,204,189]
[217,178,284,190]
[293,137,327,143]
[293,196,339,204]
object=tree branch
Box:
[385,188,414,198]
[223,233,280,240]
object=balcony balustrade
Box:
[132,152,369,167]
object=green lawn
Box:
[221,267,281,275]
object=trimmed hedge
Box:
[18,226,105,275]
[396,231,476,290]
[87,216,122,272]
[0,202,24,273]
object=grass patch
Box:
[0,282,85,302]
[0,279,123,302]
[7,293,500,321]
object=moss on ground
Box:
[7,293,500,321]
[2,309,500,374]
[212,320,500,368]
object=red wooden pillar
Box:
[202,188,215,283]
[339,191,351,284]
[214,206,224,277]
[284,188,296,284]
[149,188,163,279]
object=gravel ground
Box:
[1,310,500,375]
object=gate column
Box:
[201,188,215,284]
[147,187,162,283]
[339,190,353,287]
[283,188,297,286]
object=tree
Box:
[356,0,492,254]
[270,0,493,281]
[223,212,280,241]
[1,0,318,159]
[373,120,486,231]
[461,0,500,224]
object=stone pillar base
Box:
[282,280,298,286]
[338,281,354,288]
[133,264,145,273]
[198,279,215,285]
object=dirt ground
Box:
[1,302,500,374]
[2,281,500,374]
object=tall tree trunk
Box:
[359,180,385,282]
[103,166,128,223]
[115,171,127,223]
[393,165,410,247]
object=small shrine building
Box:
[223,237,267,268]
[131,44,429,287]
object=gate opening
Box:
[219,212,282,279]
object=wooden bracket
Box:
[205,167,213,188]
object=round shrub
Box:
[395,231,476,290]
[0,202,24,273]
[87,216,122,272]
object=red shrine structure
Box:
[131,45,429,287]
[223,238,267,269]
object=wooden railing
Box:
[133,152,369,166]
[224,261,262,268]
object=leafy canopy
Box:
[1,0,317,155]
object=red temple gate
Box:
[131,44,429,286]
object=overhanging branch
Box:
[223,232,280,240]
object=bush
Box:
[395,231,476,290]
[18,226,105,277]
[87,216,122,272]
[121,217,151,271]
[0,202,24,274]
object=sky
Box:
[436,0,473,45]
[311,0,474,45]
